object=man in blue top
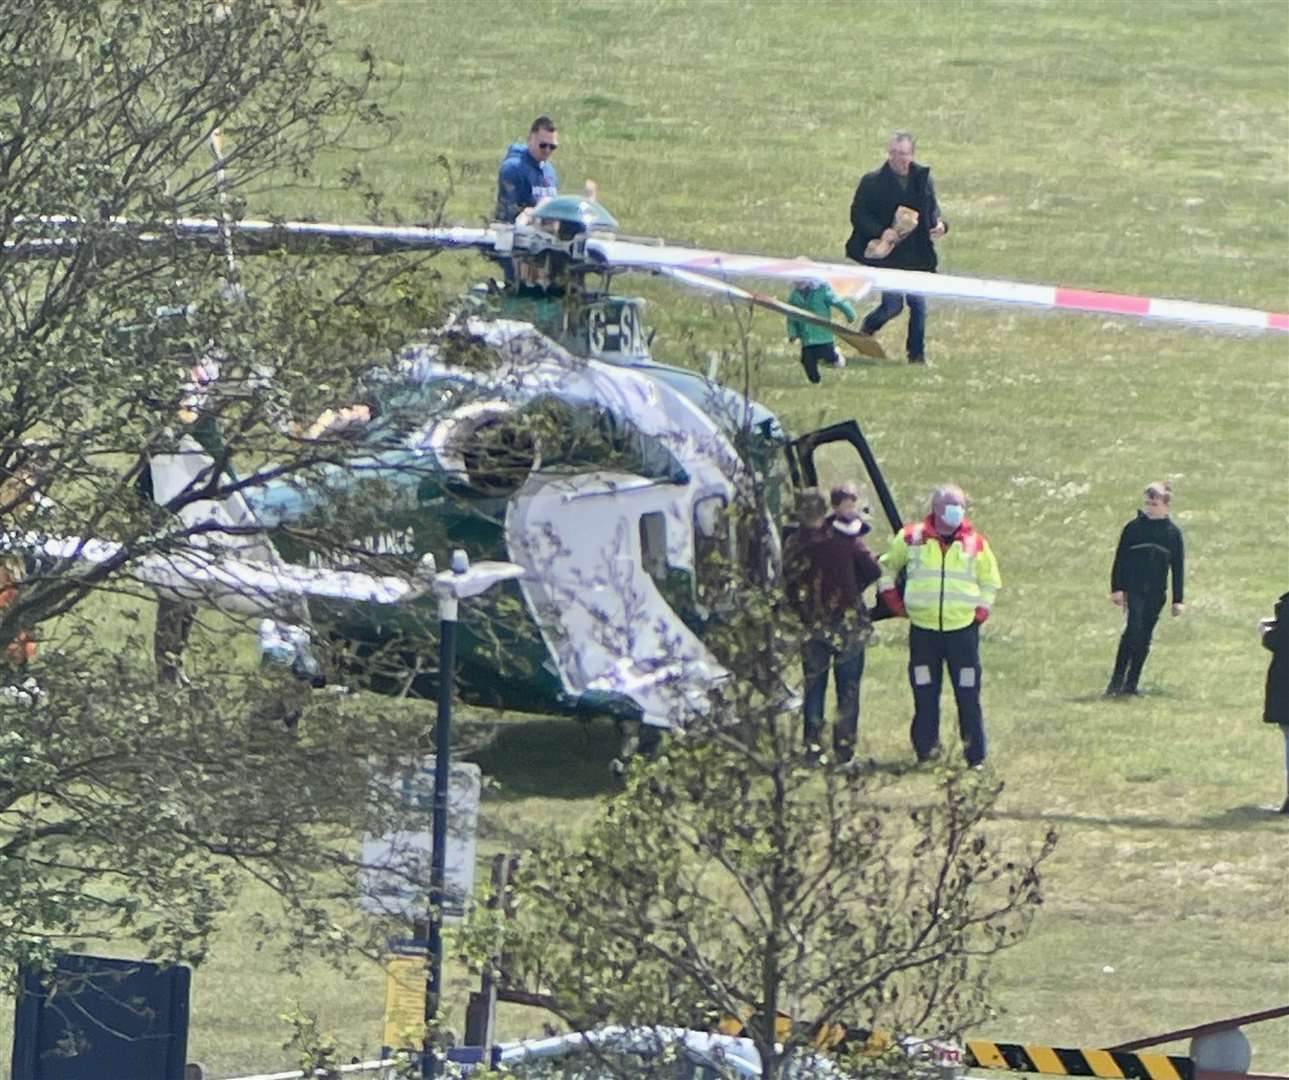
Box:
[496,116,562,224]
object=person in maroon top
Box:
[782,486,882,763]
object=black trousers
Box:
[799,342,839,384]
[1110,593,1164,692]
[801,630,865,762]
[908,623,986,766]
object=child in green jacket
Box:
[786,281,856,384]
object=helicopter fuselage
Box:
[238,318,770,728]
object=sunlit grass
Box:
[6,0,1287,1075]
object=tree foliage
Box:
[0,0,460,979]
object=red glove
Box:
[880,588,905,617]
[974,606,990,624]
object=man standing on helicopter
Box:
[496,116,599,225]
[496,116,562,223]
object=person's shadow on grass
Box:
[1198,803,1289,826]
[988,802,1289,831]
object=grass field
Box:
[7,1,1289,1075]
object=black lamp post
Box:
[423,549,524,1078]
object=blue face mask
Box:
[940,503,965,529]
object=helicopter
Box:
[6,198,1285,738]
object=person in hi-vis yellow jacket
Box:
[878,483,1001,767]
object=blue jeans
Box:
[862,291,927,360]
[908,623,986,766]
[802,629,865,761]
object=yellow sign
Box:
[382,953,427,1049]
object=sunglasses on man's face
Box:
[538,141,559,151]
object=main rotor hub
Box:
[532,195,618,235]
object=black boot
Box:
[1123,651,1147,696]
[1107,637,1131,696]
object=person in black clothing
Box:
[782,488,882,763]
[1258,592,1289,813]
[844,131,948,364]
[1105,481,1185,697]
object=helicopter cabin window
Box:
[639,510,696,620]
[692,495,732,611]
[638,512,668,587]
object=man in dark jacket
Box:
[845,131,948,364]
[1259,592,1289,813]
[1105,481,1185,696]
[783,488,882,763]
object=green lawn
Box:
[8,0,1289,1075]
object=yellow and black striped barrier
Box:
[716,1013,1194,1080]
[715,1017,1194,1080]
[965,1041,1194,1080]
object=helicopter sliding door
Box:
[503,470,728,729]
[785,419,902,535]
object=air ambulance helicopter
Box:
[6,196,1285,741]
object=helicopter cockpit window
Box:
[594,411,687,483]
[527,397,686,484]
[456,415,538,495]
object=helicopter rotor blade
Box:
[169,218,501,257]
[8,531,432,613]
[657,266,886,359]
[5,215,502,259]
[588,237,1289,334]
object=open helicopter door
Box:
[148,435,280,565]
[786,419,904,622]
[786,419,902,535]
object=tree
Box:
[460,390,1057,1079]
[0,0,465,980]
[482,752,1053,1077]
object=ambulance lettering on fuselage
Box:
[305,527,417,569]
[363,528,417,556]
